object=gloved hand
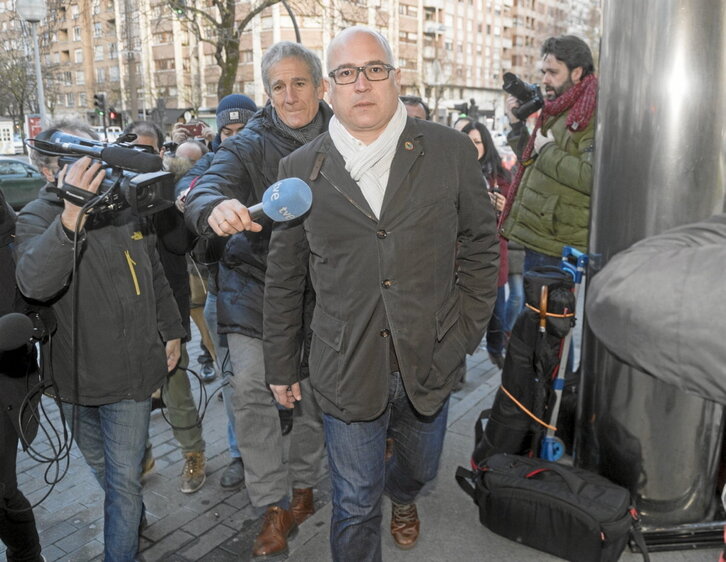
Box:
[534,128,555,154]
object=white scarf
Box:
[328,100,408,219]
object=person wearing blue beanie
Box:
[213,94,258,150]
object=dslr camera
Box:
[502,72,544,120]
[32,132,174,217]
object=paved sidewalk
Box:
[5,330,722,561]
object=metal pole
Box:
[30,22,47,128]
[577,0,726,527]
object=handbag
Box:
[456,453,649,562]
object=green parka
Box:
[501,109,595,257]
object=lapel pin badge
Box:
[404,140,414,151]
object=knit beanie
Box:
[216,94,258,130]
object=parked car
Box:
[0,157,45,210]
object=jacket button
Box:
[380,329,390,337]
[381,279,392,288]
[376,229,387,239]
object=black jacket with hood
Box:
[185,102,332,346]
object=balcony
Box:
[423,22,446,35]
[422,0,444,9]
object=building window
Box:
[74,48,83,63]
[109,43,117,59]
[96,68,105,83]
[73,26,81,41]
[94,23,103,37]
[109,66,120,81]
[79,92,87,106]
[76,70,85,85]
[66,92,75,107]
[156,59,175,71]
[95,45,104,61]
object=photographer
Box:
[0,189,44,562]
[500,35,598,272]
[14,120,184,562]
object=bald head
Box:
[326,26,395,69]
[176,141,206,163]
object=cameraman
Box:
[500,35,598,271]
[14,120,184,561]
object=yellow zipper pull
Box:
[124,250,141,296]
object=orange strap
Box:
[499,385,557,431]
[525,303,576,319]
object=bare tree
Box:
[166,0,285,99]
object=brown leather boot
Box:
[290,488,315,525]
[391,501,420,550]
[251,506,298,558]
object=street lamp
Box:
[15,0,47,128]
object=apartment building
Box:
[1,0,599,132]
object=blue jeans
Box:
[485,285,507,355]
[62,399,150,562]
[323,372,449,562]
[523,247,563,273]
[505,273,524,333]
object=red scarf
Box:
[498,73,598,230]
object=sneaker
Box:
[180,452,206,494]
[200,362,217,383]
[220,458,245,489]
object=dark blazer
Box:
[263,117,500,422]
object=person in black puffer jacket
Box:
[184,41,331,558]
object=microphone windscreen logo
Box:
[262,178,312,222]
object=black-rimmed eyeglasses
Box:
[327,63,396,85]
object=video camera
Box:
[31,132,174,216]
[502,72,544,121]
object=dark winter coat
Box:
[184,102,333,341]
[263,118,500,422]
[0,192,40,446]
[14,185,185,406]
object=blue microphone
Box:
[249,178,312,222]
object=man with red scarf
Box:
[500,35,597,271]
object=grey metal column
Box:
[576,0,726,526]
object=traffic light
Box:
[93,93,106,116]
[454,102,468,116]
[108,107,117,120]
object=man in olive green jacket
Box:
[501,35,598,270]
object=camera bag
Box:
[455,453,649,562]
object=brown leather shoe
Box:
[290,488,315,525]
[391,501,420,550]
[252,506,298,558]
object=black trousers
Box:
[0,406,42,562]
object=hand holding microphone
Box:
[207,177,312,237]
